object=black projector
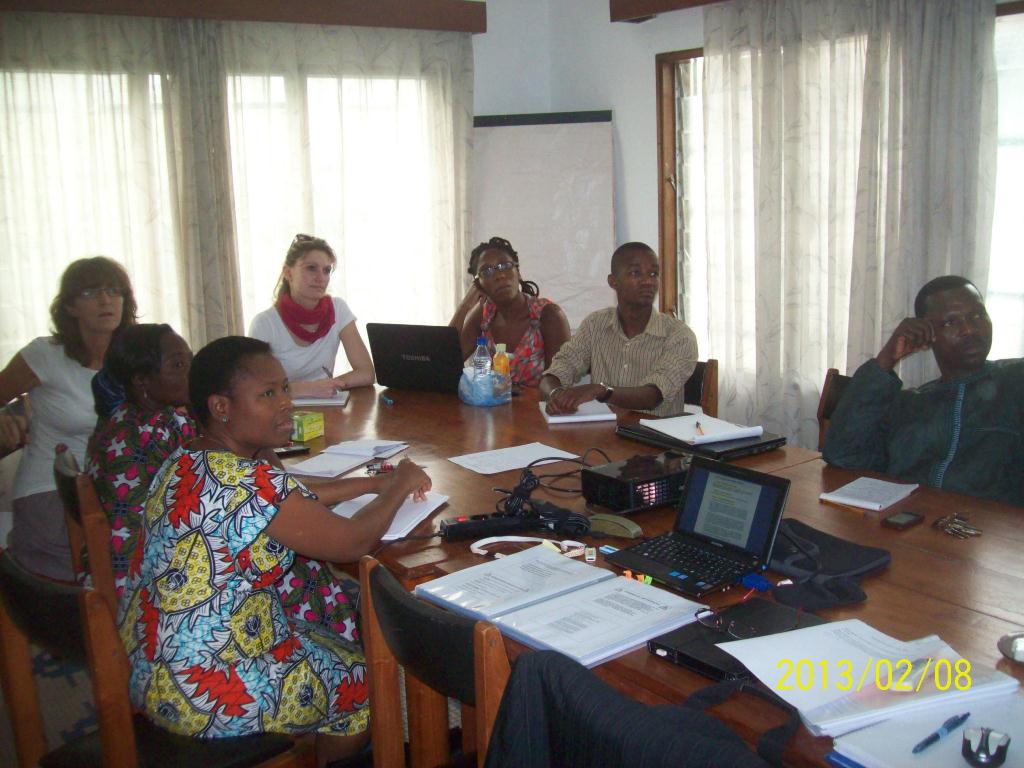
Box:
[581,452,690,513]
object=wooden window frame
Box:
[655,47,702,315]
[0,0,487,34]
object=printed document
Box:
[718,620,1019,737]
[331,491,447,541]
[819,477,919,511]
[539,401,616,424]
[448,442,577,475]
[323,439,408,459]
[289,452,366,478]
[638,414,762,445]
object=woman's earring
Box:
[220,416,229,423]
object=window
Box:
[660,10,1024,363]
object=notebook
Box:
[616,422,786,461]
[605,456,790,598]
[366,323,464,393]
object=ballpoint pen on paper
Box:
[911,712,970,753]
[321,366,333,379]
[695,421,705,436]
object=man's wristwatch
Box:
[595,383,614,403]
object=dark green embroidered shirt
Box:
[822,358,1024,507]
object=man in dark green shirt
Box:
[823,276,1023,507]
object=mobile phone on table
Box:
[273,444,310,458]
[881,510,924,530]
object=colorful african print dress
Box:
[118,449,368,738]
[480,295,553,386]
[88,405,358,638]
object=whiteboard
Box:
[470,114,615,330]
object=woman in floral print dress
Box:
[88,325,391,638]
[119,336,430,766]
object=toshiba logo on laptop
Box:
[401,354,431,362]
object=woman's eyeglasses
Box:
[694,607,758,640]
[78,286,125,300]
[477,261,517,279]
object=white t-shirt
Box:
[11,336,98,500]
[249,297,357,382]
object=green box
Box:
[290,410,324,442]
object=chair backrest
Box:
[53,444,85,576]
[0,548,137,767]
[53,446,119,613]
[816,368,852,451]
[685,359,719,418]
[360,556,510,768]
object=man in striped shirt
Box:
[540,242,697,418]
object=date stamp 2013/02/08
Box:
[775,657,972,692]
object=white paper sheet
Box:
[638,413,762,444]
[291,391,350,407]
[289,452,366,478]
[448,442,577,475]
[323,439,408,459]
[819,477,919,511]
[538,401,616,424]
[718,620,1019,737]
[331,491,448,540]
[833,695,1024,768]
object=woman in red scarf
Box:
[249,234,374,398]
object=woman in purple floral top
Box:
[86,325,368,639]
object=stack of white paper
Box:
[638,413,763,444]
[290,452,367,478]
[323,439,409,460]
[331,491,448,541]
[292,391,350,407]
[832,695,1024,768]
[538,401,616,424]
[718,620,1019,737]
[415,546,703,667]
[819,477,919,511]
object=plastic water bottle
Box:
[472,336,492,379]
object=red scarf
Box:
[275,293,336,343]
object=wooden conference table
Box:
[294,386,1024,767]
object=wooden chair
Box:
[0,549,312,768]
[53,446,118,614]
[360,556,511,768]
[684,359,719,418]
[816,367,852,451]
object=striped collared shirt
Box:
[543,307,698,417]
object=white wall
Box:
[473,0,703,246]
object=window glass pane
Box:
[989,14,1024,358]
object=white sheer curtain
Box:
[221,23,473,338]
[692,0,996,448]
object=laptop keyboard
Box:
[632,534,744,585]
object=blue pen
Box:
[911,712,970,753]
[379,394,394,407]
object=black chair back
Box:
[0,551,86,665]
[369,561,478,705]
[684,361,708,405]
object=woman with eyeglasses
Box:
[449,236,571,386]
[249,234,374,399]
[0,256,137,580]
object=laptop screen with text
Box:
[674,460,787,561]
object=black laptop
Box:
[616,422,786,461]
[604,456,789,598]
[366,323,464,393]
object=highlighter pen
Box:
[911,712,970,754]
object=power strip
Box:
[439,515,543,541]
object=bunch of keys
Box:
[932,512,982,539]
[365,461,395,476]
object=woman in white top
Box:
[249,234,374,398]
[0,256,137,579]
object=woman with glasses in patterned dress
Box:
[0,256,137,580]
[449,236,571,386]
[249,234,374,399]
